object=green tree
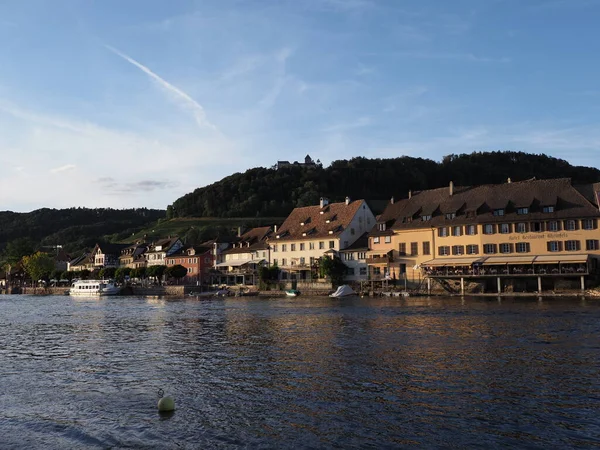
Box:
[79,269,91,280]
[166,264,188,283]
[3,238,35,265]
[22,252,55,284]
[114,267,132,282]
[99,267,116,279]
[147,265,167,284]
[319,256,347,287]
[61,270,75,281]
[51,269,63,281]
[132,266,147,280]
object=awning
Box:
[483,256,536,265]
[216,258,265,268]
[421,257,482,267]
[533,254,589,264]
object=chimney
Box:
[237,227,242,237]
[408,190,412,199]
[449,181,454,196]
[390,196,395,204]
[345,196,351,205]
[320,197,329,208]
[507,177,512,184]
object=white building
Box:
[271,197,375,281]
[339,233,370,282]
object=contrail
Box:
[105,45,216,130]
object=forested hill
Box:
[169,151,600,218]
[0,208,164,254]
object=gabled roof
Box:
[370,178,600,235]
[275,199,366,241]
[222,226,272,255]
[147,237,181,254]
[69,253,91,266]
[95,243,130,255]
[339,233,369,252]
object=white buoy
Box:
[157,389,175,412]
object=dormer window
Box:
[328,230,334,234]
[493,209,505,216]
[542,206,555,213]
[517,207,529,215]
[300,222,305,226]
[326,219,330,224]
[422,215,432,221]
[302,232,307,237]
[445,213,456,220]
[276,235,280,239]
[378,223,386,231]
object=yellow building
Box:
[368,178,600,293]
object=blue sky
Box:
[1,0,600,212]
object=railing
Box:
[366,256,392,265]
[424,264,589,277]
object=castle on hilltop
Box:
[275,154,321,170]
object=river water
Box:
[0,295,599,449]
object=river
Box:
[0,294,598,448]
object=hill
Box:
[169,151,600,218]
[0,208,164,256]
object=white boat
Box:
[329,285,356,298]
[69,279,121,296]
[286,289,300,297]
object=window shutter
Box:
[577,240,581,251]
[547,241,551,252]
[594,219,598,230]
[575,220,580,230]
[558,241,563,251]
[510,243,515,253]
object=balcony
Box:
[366,255,393,265]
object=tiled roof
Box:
[146,237,181,254]
[275,200,365,242]
[370,178,600,235]
[69,253,90,266]
[222,226,272,255]
[96,243,129,255]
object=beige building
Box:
[272,197,375,280]
[368,178,600,293]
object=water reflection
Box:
[0,295,598,448]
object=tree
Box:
[3,238,35,265]
[319,255,347,287]
[132,266,146,280]
[61,270,75,281]
[99,267,116,279]
[79,269,91,280]
[51,269,63,281]
[147,265,167,284]
[114,267,131,282]
[258,264,280,290]
[166,264,188,283]
[22,252,55,284]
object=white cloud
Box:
[50,164,76,174]
[105,45,218,131]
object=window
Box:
[281,258,287,266]
[422,215,432,221]
[399,243,407,255]
[359,267,367,276]
[358,252,366,260]
[372,267,381,275]
[586,240,599,250]
[565,220,577,231]
[373,237,380,244]
[385,236,391,243]
[483,244,497,254]
[300,243,305,251]
[445,213,456,220]
[351,228,355,235]
[329,241,335,249]
[565,240,580,251]
[452,245,464,255]
[517,207,529,215]
[499,223,511,234]
[543,206,555,213]
[188,267,193,273]
[516,242,530,253]
[300,257,306,265]
[531,222,544,233]
[483,224,495,235]
[282,244,287,252]
[309,242,315,250]
[205,257,211,263]
[423,241,431,255]
[346,267,355,276]
[319,241,325,249]
[438,227,449,237]
[452,226,462,236]
[465,225,477,236]
[583,219,596,230]
[516,223,528,233]
[547,241,561,252]
[273,259,278,266]
[411,242,418,256]
[438,246,450,256]
[493,209,505,216]
[466,244,479,255]
[378,223,386,231]
[547,221,560,232]
[344,253,353,261]
[291,244,296,251]
[500,243,512,254]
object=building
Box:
[276,154,319,170]
[145,237,183,267]
[368,178,600,293]
[92,243,129,269]
[67,253,94,272]
[338,233,369,282]
[213,226,272,285]
[166,245,213,284]
[272,197,376,281]
[118,242,149,269]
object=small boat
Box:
[329,285,356,298]
[69,279,120,296]
[286,289,300,297]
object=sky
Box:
[1,0,600,212]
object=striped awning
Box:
[421,257,483,267]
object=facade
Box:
[272,197,376,280]
[214,227,272,285]
[67,253,94,272]
[145,237,183,267]
[92,243,129,268]
[118,242,148,269]
[276,154,319,170]
[338,233,369,282]
[368,178,600,293]
[166,245,213,283]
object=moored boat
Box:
[286,289,300,297]
[329,285,356,298]
[69,279,120,296]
